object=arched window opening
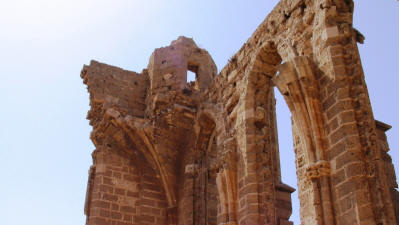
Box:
[274,86,300,224]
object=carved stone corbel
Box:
[306,161,331,180]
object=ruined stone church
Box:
[81,0,399,224]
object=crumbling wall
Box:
[81,61,169,225]
[81,60,148,119]
[81,0,399,225]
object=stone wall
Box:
[81,0,398,224]
[81,60,148,119]
[85,147,167,225]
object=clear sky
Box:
[1,1,398,224]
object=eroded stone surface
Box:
[81,1,399,225]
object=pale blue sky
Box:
[0,1,398,224]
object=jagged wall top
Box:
[148,36,217,93]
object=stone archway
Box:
[194,112,218,225]
[238,37,339,224]
[84,109,170,225]
[239,41,300,225]
[273,56,334,225]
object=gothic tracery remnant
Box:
[81,1,399,224]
